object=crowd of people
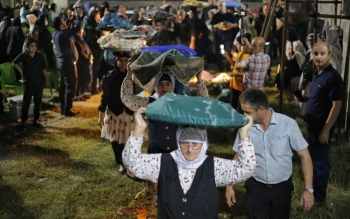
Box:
[0,0,346,218]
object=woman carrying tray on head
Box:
[122,107,256,218]
[121,67,208,156]
[98,52,135,175]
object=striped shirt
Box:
[240,52,270,91]
[233,109,308,184]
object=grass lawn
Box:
[1,71,350,219]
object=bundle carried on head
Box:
[181,0,209,7]
[144,93,248,128]
[128,45,204,86]
[96,12,134,30]
[142,8,173,21]
[97,25,156,51]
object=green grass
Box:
[1,88,350,219]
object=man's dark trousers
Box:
[58,61,77,113]
[307,124,335,203]
[21,84,44,122]
[245,177,294,219]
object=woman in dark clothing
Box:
[147,18,182,46]
[188,9,212,58]
[35,14,56,69]
[6,17,25,61]
[98,52,134,175]
[22,27,43,53]
[73,28,92,100]
[129,7,138,24]
[83,6,102,94]
[0,16,12,64]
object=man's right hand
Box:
[226,186,236,207]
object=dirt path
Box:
[0,91,102,155]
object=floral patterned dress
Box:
[123,133,256,193]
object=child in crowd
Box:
[117,180,157,219]
[13,38,49,128]
[221,33,252,110]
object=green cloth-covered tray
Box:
[144,93,248,128]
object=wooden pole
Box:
[263,0,279,41]
[260,0,272,38]
[279,0,289,113]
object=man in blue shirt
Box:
[52,11,82,116]
[226,89,314,218]
[304,42,342,204]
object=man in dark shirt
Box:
[13,38,48,128]
[300,42,342,204]
[52,11,82,116]
[211,1,238,71]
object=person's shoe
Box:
[64,111,77,117]
[78,96,86,101]
[19,121,26,130]
[73,96,80,101]
[32,120,44,128]
[91,89,101,95]
[126,170,143,182]
[83,95,90,99]
[118,165,127,175]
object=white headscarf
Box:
[324,26,343,63]
[292,40,306,68]
[306,33,314,53]
[151,72,176,100]
[170,127,208,170]
[88,6,96,17]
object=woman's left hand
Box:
[196,70,203,84]
[134,107,148,129]
[133,107,148,137]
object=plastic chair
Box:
[47,26,55,35]
[0,62,23,95]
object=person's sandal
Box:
[32,121,44,128]
[126,170,143,182]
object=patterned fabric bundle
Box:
[97,12,134,30]
[129,49,204,85]
[142,8,171,21]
